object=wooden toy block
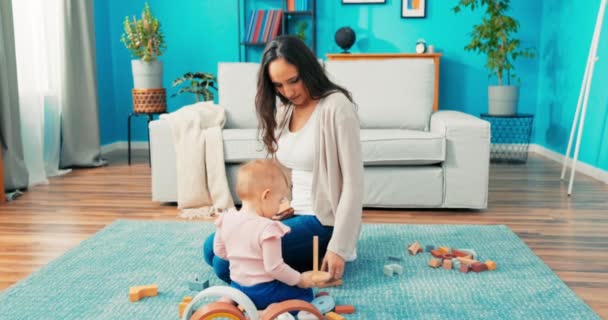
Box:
[188,275,210,291]
[425,245,435,252]
[178,296,193,317]
[472,262,488,273]
[129,284,158,302]
[441,254,454,260]
[325,311,346,320]
[408,241,422,255]
[315,291,329,297]
[388,255,404,262]
[383,265,394,276]
[459,264,471,273]
[456,257,477,265]
[459,249,477,260]
[317,279,343,288]
[335,305,355,314]
[443,259,453,270]
[430,249,444,258]
[452,259,461,270]
[485,260,497,271]
[311,295,336,314]
[389,263,404,275]
[452,249,469,258]
[429,258,442,268]
[438,246,451,254]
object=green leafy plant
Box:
[453,0,534,85]
[171,72,217,102]
[120,2,166,62]
[295,21,309,42]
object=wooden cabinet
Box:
[326,53,442,111]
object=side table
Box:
[480,113,534,164]
[127,112,165,166]
[129,88,167,166]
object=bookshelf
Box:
[238,0,316,62]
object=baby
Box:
[213,159,315,310]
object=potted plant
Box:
[454,0,534,115]
[171,72,217,102]
[121,2,166,89]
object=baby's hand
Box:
[297,271,315,288]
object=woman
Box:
[204,35,363,283]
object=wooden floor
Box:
[1,150,607,317]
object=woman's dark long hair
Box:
[255,35,352,155]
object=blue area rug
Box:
[0,220,599,319]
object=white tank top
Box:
[276,106,319,215]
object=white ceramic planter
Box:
[131,60,163,89]
[488,85,519,115]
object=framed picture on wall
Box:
[342,0,386,4]
[402,0,426,18]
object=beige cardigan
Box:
[276,92,363,259]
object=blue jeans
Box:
[203,215,333,283]
[231,280,313,310]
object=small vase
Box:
[131,60,163,89]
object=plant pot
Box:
[488,85,519,115]
[131,60,163,89]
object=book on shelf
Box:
[244,9,284,44]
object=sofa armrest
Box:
[149,119,178,202]
[431,111,490,209]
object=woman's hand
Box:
[297,271,315,288]
[321,250,345,280]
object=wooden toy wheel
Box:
[182,286,259,320]
[189,301,245,320]
[261,300,324,320]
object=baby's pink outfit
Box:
[213,209,301,286]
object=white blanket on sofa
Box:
[160,101,234,218]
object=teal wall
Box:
[95,1,608,169]
[536,1,608,171]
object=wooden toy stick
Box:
[313,236,319,272]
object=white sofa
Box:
[149,59,490,209]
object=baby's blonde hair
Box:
[236,159,288,201]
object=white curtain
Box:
[12,0,70,187]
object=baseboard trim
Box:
[529,144,608,184]
[101,141,148,154]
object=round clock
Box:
[415,39,427,54]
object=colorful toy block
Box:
[443,259,453,270]
[438,246,451,254]
[485,260,497,271]
[452,259,461,270]
[459,249,477,260]
[452,249,469,258]
[335,305,356,314]
[388,263,403,275]
[430,249,444,258]
[459,264,471,273]
[429,258,442,268]
[388,255,404,261]
[188,274,210,291]
[297,310,319,320]
[472,262,488,273]
[425,245,435,252]
[178,296,193,317]
[408,241,423,255]
[384,264,395,276]
[129,284,158,302]
[311,295,336,314]
[315,291,329,297]
[325,311,346,320]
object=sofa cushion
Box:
[223,129,266,163]
[218,63,259,129]
[361,129,445,165]
[324,59,434,131]
[222,128,445,166]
